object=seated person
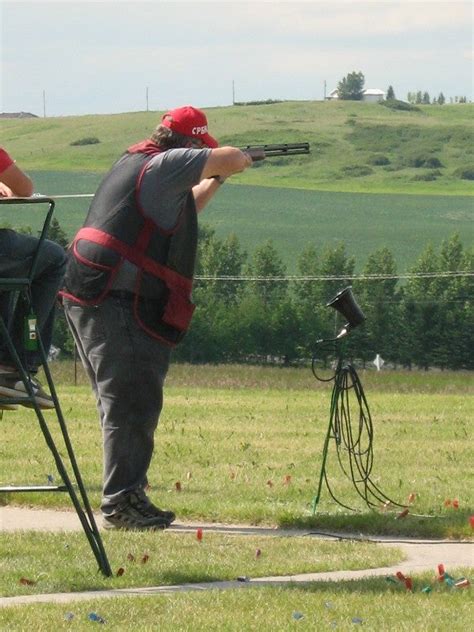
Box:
[0,147,67,409]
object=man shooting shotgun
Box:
[241,142,310,161]
[61,103,310,531]
[62,105,257,531]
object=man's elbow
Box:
[4,166,34,197]
[18,180,34,197]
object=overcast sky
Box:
[1,0,472,117]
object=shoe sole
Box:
[0,403,18,410]
[102,520,172,531]
[21,399,55,410]
[0,385,54,409]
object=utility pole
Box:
[324,80,327,101]
[43,90,46,118]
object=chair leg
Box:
[0,311,112,577]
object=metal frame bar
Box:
[0,197,111,576]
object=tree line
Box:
[52,224,472,370]
[336,70,469,105]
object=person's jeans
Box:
[63,295,171,514]
[0,229,67,371]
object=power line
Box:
[196,272,473,282]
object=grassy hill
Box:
[1,100,473,272]
[2,100,474,195]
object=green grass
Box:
[1,100,472,273]
[2,100,473,194]
[1,178,472,274]
[1,363,472,539]
[1,572,472,631]
[0,530,403,598]
[1,101,472,629]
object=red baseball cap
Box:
[161,105,218,148]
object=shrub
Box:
[380,99,421,112]
[234,99,283,106]
[453,166,474,180]
[367,154,390,166]
[405,154,443,168]
[70,137,100,146]
[423,156,443,168]
[411,171,440,181]
[341,165,373,177]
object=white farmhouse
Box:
[361,89,385,102]
[326,88,386,102]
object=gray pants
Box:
[0,229,66,370]
[63,294,171,514]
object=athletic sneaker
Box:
[102,490,176,531]
[0,372,54,410]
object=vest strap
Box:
[75,226,192,293]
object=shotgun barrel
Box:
[240,142,310,161]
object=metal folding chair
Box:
[0,196,111,577]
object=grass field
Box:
[1,100,472,272]
[2,100,473,195]
[1,363,472,539]
[1,366,472,625]
[0,530,403,598]
[1,101,473,623]
[1,177,472,273]
[2,574,472,631]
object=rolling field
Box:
[1,100,473,271]
[1,102,472,627]
[1,173,472,273]
[2,100,473,195]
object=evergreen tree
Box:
[422,91,431,104]
[47,217,69,249]
[245,240,288,307]
[434,234,472,369]
[386,85,395,100]
[269,298,300,361]
[196,232,246,305]
[294,244,325,357]
[357,247,399,365]
[318,243,356,349]
[173,235,472,368]
[319,242,356,304]
[242,240,289,358]
[437,92,445,105]
[400,244,441,369]
[295,244,322,306]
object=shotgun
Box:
[240,142,310,162]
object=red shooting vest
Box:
[61,141,198,346]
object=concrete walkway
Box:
[1,506,472,607]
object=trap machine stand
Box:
[311,287,406,514]
[0,197,111,577]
